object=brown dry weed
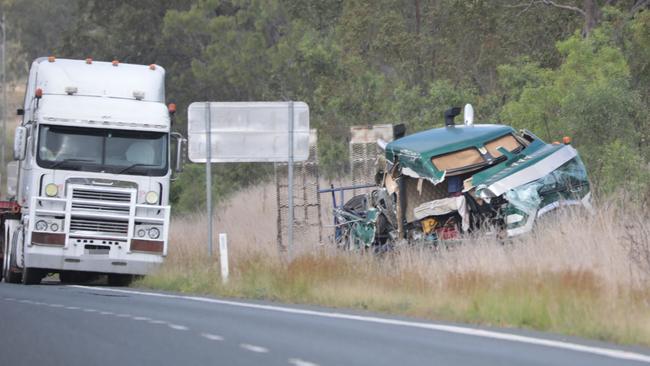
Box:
[139,184,650,346]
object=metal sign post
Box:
[287,101,294,260]
[187,101,310,260]
[205,103,213,257]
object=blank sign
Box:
[188,102,310,163]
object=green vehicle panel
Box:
[333,107,591,248]
[385,124,517,184]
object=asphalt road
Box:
[1,282,649,366]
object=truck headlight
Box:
[145,191,159,204]
[50,222,59,232]
[35,220,48,231]
[45,183,58,197]
[137,228,146,237]
[148,227,160,239]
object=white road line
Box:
[201,333,224,341]
[48,304,64,308]
[168,324,189,331]
[65,306,80,310]
[83,309,97,313]
[116,313,132,318]
[69,285,650,364]
[5,297,15,301]
[99,311,114,315]
[289,358,319,366]
[240,344,268,353]
[148,319,167,325]
[133,316,151,321]
[19,299,35,304]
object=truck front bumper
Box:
[24,244,163,275]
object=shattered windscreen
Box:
[505,156,590,214]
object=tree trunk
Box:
[414,0,421,35]
[582,0,601,37]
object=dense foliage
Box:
[1,0,648,212]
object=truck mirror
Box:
[13,126,27,161]
[171,132,185,173]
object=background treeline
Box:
[1,0,648,212]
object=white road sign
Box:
[187,101,310,163]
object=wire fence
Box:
[274,129,322,251]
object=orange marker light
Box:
[47,56,56,63]
[563,136,572,144]
[168,103,177,114]
[35,88,43,98]
[149,64,156,70]
[112,60,119,66]
[85,58,93,64]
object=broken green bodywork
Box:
[385,124,517,184]
[332,120,591,248]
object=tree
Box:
[500,17,649,192]
[511,0,648,37]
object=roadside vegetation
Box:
[138,185,650,346]
[1,1,649,210]
[2,0,649,346]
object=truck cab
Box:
[1,57,182,285]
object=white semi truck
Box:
[0,57,183,285]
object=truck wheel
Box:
[4,263,22,283]
[60,271,96,284]
[107,274,133,287]
[22,267,43,285]
[3,250,22,284]
[59,271,75,284]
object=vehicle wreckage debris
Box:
[320,104,591,250]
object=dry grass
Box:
[138,185,650,346]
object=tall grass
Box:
[139,185,650,346]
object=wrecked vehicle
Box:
[328,105,591,249]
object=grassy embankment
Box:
[137,185,650,346]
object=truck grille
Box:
[69,217,129,235]
[72,188,131,202]
[71,202,130,213]
[71,187,133,214]
[68,186,134,236]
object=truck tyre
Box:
[3,245,22,283]
[107,274,133,287]
[60,271,96,284]
[58,271,75,284]
[5,269,22,283]
[22,267,43,285]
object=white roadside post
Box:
[219,233,229,283]
[187,102,310,265]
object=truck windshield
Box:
[37,125,168,176]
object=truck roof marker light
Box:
[168,103,177,115]
[133,90,145,100]
[85,58,92,64]
[48,56,56,62]
[35,88,43,99]
[112,60,119,66]
[149,64,156,70]
[563,136,571,144]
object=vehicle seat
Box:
[125,142,155,165]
